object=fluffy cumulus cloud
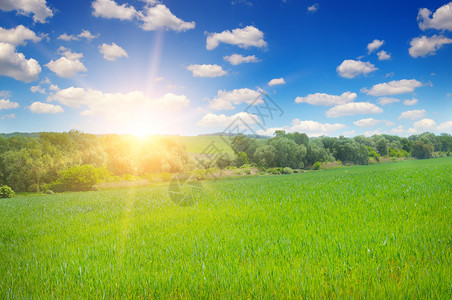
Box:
[377,50,391,60]
[92,0,195,32]
[258,119,346,137]
[29,101,63,114]
[0,42,41,82]
[336,60,377,78]
[268,78,286,86]
[30,85,45,94]
[209,88,262,110]
[403,98,418,106]
[0,0,54,23]
[92,0,137,20]
[409,118,437,133]
[362,79,423,96]
[326,102,383,118]
[367,39,384,54]
[223,54,260,65]
[377,97,400,105]
[353,118,394,128]
[186,64,226,78]
[45,47,87,78]
[0,99,19,110]
[139,3,195,31]
[48,87,190,120]
[417,2,452,31]
[398,109,426,120]
[58,30,99,42]
[295,91,357,106]
[307,3,319,13]
[196,112,258,128]
[206,26,267,50]
[0,25,42,46]
[99,43,128,61]
[409,35,452,58]
[437,121,452,132]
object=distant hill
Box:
[0,132,40,138]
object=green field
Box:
[1,158,451,298]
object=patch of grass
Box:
[1,157,451,297]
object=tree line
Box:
[225,131,452,169]
[0,130,451,193]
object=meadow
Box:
[0,158,451,298]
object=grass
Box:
[1,158,451,298]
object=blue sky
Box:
[0,0,451,137]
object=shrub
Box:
[59,165,101,191]
[281,167,294,174]
[0,185,15,198]
[313,161,321,170]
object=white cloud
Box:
[49,84,59,91]
[437,121,452,132]
[92,0,195,32]
[410,118,437,133]
[268,78,286,86]
[48,87,190,118]
[57,33,76,41]
[377,50,391,60]
[78,30,99,41]
[0,0,53,23]
[154,77,164,82]
[362,79,423,96]
[403,98,418,106]
[139,3,195,31]
[29,101,63,114]
[209,88,262,110]
[99,43,128,61]
[0,99,19,110]
[307,3,319,13]
[223,54,260,65]
[197,112,258,128]
[377,97,400,105]
[398,109,426,120]
[186,64,226,77]
[336,60,377,78]
[59,30,99,42]
[409,35,452,58]
[0,113,15,119]
[206,26,267,50]
[30,85,45,94]
[92,0,137,20]
[0,25,41,46]
[418,2,452,31]
[390,125,405,135]
[326,102,383,118]
[0,42,41,82]
[367,39,384,54]
[295,91,357,106]
[257,119,346,137]
[45,47,87,78]
[353,118,394,128]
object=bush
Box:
[281,167,294,174]
[0,185,15,198]
[313,161,321,170]
[58,165,103,191]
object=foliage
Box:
[235,152,249,167]
[313,161,321,170]
[57,165,107,192]
[0,185,14,198]
[413,139,434,159]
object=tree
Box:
[412,140,433,159]
[254,144,277,168]
[235,152,249,167]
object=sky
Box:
[0,0,451,137]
